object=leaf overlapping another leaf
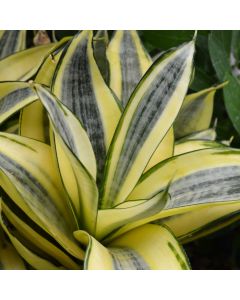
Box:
[0,30,240,270]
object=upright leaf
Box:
[19,37,70,143]
[101,40,195,208]
[93,30,109,83]
[52,30,121,182]
[107,30,152,107]
[35,85,98,235]
[144,127,174,172]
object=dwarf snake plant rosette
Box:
[0,30,240,270]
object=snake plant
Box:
[0,30,240,270]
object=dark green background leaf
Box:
[209,30,240,138]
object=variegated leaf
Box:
[144,127,174,172]
[129,148,240,209]
[0,82,38,125]
[102,148,240,242]
[0,30,26,59]
[1,196,81,269]
[0,43,56,81]
[0,133,84,260]
[93,30,109,83]
[19,37,71,143]
[52,30,121,183]
[74,224,190,270]
[35,84,98,235]
[174,83,226,138]
[0,222,25,269]
[0,212,63,270]
[100,40,195,208]
[96,189,169,240]
[159,201,240,243]
[174,139,226,156]
[107,30,152,107]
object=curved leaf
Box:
[1,197,80,269]
[174,83,226,138]
[0,82,38,125]
[74,224,190,270]
[160,201,240,243]
[0,43,56,81]
[0,133,84,260]
[174,139,225,156]
[0,213,62,270]
[0,224,25,269]
[128,148,240,211]
[96,189,169,240]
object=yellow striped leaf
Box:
[19,38,71,143]
[0,223,25,270]
[107,30,152,107]
[0,30,26,59]
[102,148,240,242]
[0,43,56,81]
[52,30,121,183]
[174,83,226,139]
[93,30,109,83]
[96,189,169,240]
[0,213,62,270]
[0,133,84,260]
[177,126,217,142]
[100,40,195,208]
[35,84,97,178]
[129,148,240,207]
[144,127,174,172]
[160,201,240,243]
[0,82,38,125]
[74,224,190,270]
[1,197,81,269]
[174,139,225,156]
[35,85,98,235]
